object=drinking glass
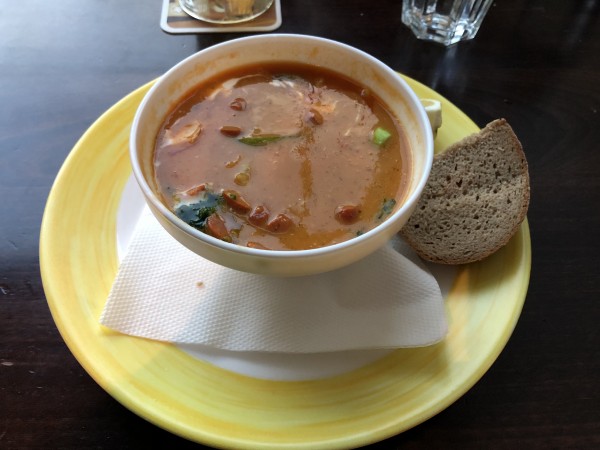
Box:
[402,0,494,46]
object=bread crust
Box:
[400,119,530,264]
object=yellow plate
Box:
[40,76,531,449]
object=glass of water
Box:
[402,0,494,46]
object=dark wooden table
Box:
[2,0,599,448]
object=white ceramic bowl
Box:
[130,34,433,277]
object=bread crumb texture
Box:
[401,119,530,264]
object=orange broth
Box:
[153,62,411,250]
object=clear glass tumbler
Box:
[402,0,494,46]
[179,0,274,24]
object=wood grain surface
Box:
[1,0,599,448]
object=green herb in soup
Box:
[377,198,397,220]
[238,135,285,146]
[175,190,222,230]
[154,62,411,251]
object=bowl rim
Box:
[130,33,434,260]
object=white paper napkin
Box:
[100,209,448,352]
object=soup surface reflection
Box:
[153,63,410,250]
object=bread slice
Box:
[400,119,530,264]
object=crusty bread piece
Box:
[400,119,530,264]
